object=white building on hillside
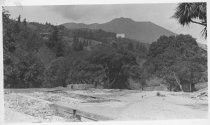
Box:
[116,33,125,38]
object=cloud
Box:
[50,4,206,43]
[51,5,124,23]
[49,3,178,23]
[5,4,206,43]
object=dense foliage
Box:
[3,9,207,91]
[64,28,116,43]
[145,35,207,91]
[3,9,45,88]
[3,9,147,89]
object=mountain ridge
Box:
[62,17,176,44]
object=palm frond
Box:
[173,2,207,39]
[201,26,207,39]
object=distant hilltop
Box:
[62,17,176,44]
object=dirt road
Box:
[4,89,208,122]
[117,92,208,120]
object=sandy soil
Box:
[4,88,208,122]
[117,91,208,120]
[5,107,41,123]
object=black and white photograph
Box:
[1,0,208,123]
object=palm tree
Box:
[173,3,207,39]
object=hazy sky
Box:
[5,3,207,43]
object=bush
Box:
[43,57,68,87]
[156,92,166,97]
[156,92,161,96]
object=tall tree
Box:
[173,3,207,39]
[127,42,134,50]
[23,18,27,26]
[2,8,15,53]
[48,26,59,48]
[72,35,83,51]
[87,46,144,89]
[146,34,207,92]
[17,15,21,23]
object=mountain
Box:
[198,43,207,51]
[62,17,176,44]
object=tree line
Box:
[3,7,207,91]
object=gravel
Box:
[191,88,208,100]
[27,92,83,104]
[4,93,77,122]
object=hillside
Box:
[62,17,176,44]
[198,42,207,51]
[3,10,207,91]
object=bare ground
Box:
[4,88,208,122]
